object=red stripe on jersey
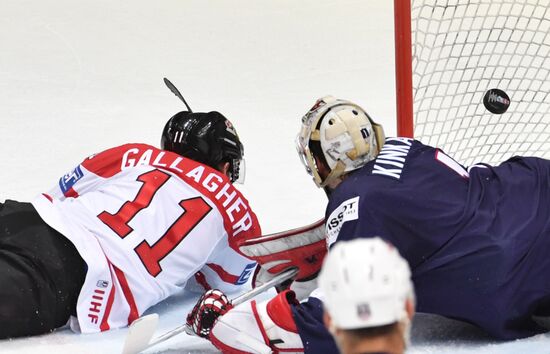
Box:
[206,263,239,284]
[210,331,255,354]
[96,254,138,331]
[194,271,212,291]
[113,265,140,324]
[42,193,53,203]
[99,283,116,331]
[251,300,271,345]
[64,187,79,198]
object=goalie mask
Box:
[296,96,385,188]
[161,111,245,183]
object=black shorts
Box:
[0,200,86,339]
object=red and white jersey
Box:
[32,143,261,333]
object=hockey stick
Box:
[121,267,298,354]
[163,77,193,112]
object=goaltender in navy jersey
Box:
[32,143,260,333]
[294,136,550,349]
[190,97,550,354]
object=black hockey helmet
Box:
[161,111,244,183]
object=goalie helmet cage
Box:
[394,0,550,166]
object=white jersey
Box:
[32,143,261,333]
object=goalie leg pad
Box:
[210,290,304,354]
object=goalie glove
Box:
[210,290,304,354]
[237,218,327,300]
[186,289,234,338]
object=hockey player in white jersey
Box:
[0,109,261,338]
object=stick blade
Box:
[162,77,192,112]
[121,314,159,354]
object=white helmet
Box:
[296,96,385,188]
[318,237,414,329]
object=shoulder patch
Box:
[326,196,359,246]
[235,262,256,285]
[59,165,84,194]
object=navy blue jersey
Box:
[291,296,339,353]
[292,137,550,350]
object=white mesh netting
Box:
[411,0,550,165]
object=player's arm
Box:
[186,288,339,354]
[186,241,258,295]
[188,289,306,353]
[210,290,305,353]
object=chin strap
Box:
[318,161,346,188]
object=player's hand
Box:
[210,290,304,354]
[186,289,233,338]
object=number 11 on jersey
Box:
[98,169,213,276]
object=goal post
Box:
[394,0,550,166]
[394,0,415,138]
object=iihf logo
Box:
[96,280,109,288]
[356,303,371,320]
[88,280,110,324]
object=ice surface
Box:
[1,0,549,353]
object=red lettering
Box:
[98,170,171,238]
[98,170,213,277]
[89,301,102,313]
[88,314,99,324]
[135,197,212,276]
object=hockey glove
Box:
[186,289,233,338]
[210,290,304,354]
[237,218,327,300]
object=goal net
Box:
[395,0,550,166]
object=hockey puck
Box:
[483,88,510,114]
